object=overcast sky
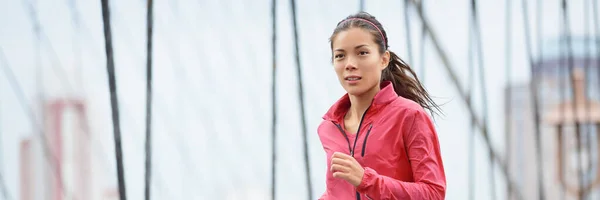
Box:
[0,0,597,199]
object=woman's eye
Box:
[334,54,344,59]
[359,51,369,55]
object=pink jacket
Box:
[318,81,446,200]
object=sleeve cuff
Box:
[357,167,378,193]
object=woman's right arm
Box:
[355,109,446,200]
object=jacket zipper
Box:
[360,124,374,157]
[331,107,372,200]
[333,123,363,200]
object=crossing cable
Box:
[0,101,10,200]
[271,0,278,199]
[560,0,585,198]
[504,0,513,198]
[66,2,175,198]
[86,7,175,200]
[419,0,426,82]
[534,3,547,197]
[594,0,600,99]
[0,170,11,200]
[583,0,594,193]
[144,0,154,199]
[557,8,568,200]
[20,1,83,198]
[22,0,75,93]
[467,3,476,198]
[591,4,600,199]
[290,0,313,198]
[99,0,127,198]
[403,0,414,65]
[0,46,76,200]
[108,4,203,198]
[469,1,496,199]
[39,2,136,198]
[360,0,365,12]
[520,0,546,198]
[406,1,524,199]
[68,0,83,92]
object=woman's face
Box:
[331,27,389,96]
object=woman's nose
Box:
[345,56,357,70]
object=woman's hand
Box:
[330,152,365,187]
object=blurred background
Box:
[0,0,599,199]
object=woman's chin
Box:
[344,87,368,96]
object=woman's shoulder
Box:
[386,95,429,115]
[376,96,434,128]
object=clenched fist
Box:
[330,152,364,187]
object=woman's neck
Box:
[346,86,380,122]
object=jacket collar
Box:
[323,81,398,122]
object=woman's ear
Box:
[380,51,390,70]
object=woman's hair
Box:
[329,12,442,116]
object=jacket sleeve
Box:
[356,110,446,200]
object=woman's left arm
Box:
[356,109,446,200]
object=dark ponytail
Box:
[382,51,441,116]
[330,12,441,116]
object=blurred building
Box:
[20,99,93,200]
[20,136,49,200]
[506,37,600,200]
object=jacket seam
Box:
[403,110,419,167]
